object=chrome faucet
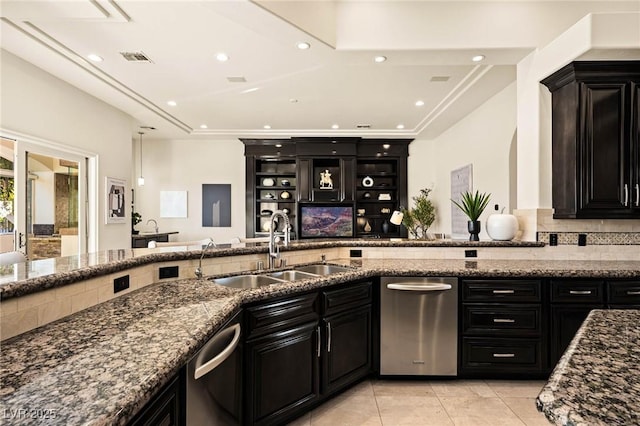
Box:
[195,238,217,279]
[268,210,290,269]
[146,219,158,234]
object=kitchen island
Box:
[537,309,640,425]
[1,242,638,425]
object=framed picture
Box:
[106,177,127,224]
[202,184,231,227]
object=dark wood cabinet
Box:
[541,61,640,219]
[128,369,185,426]
[549,279,605,365]
[243,281,372,425]
[242,138,410,238]
[320,282,372,395]
[460,279,546,377]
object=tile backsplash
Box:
[537,232,640,245]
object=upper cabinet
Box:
[541,61,640,219]
[242,138,410,239]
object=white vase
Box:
[486,213,519,241]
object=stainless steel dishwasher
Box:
[186,314,242,425]
[380,277,458,376]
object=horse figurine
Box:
[319,169,333,189]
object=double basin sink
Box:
[210,263,353,289]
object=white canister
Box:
[486,212,519,241]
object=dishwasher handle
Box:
[386,283,452,292]
[194,323,241,380]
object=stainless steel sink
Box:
[211,274,283,289]
[267,270,319,281]
[294,264,353,276]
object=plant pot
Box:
[132,229,139,235]
[467,220,481,241]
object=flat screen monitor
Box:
[299,204,354,238]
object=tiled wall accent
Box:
[28,237,61,260]
[538,232,640,245]
[0,248,344,341]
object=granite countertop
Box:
[536,309,640,425]
[0,239,544,300]
[131,231,179,239]
[1,257,640,425]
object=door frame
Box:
[1,129,98,256]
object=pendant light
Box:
[137,131,145,186]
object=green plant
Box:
[131,211,142,226]
[401,188,436,239]
[451,190,491,221]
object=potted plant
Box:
[401,188,436,239]
[131,211,142,235]
[451,190,491,241]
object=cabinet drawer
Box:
[245,293,318,340]
[608,281,640,304]
[551,280,604,303]
[322,281,372,316]
[463,305,541,336]
[462,338,542,369]
[462,280,541,302]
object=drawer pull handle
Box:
[493,318,516,323]
[493,353,515,358]
[627,291,640,295]
[569,290,592,295]
[492,290,515,294]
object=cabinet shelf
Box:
[256,186,296,190]
[357,173,397,178]
[256,172,296,177]
[357,186,397,191]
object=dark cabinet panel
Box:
[463,305,541,336]
[322,305,372,395]
[462,338,543,374]
[462,279,541,302]
[541,61,640,219]
[322,281,372,316]
[550,305,600,365]
[245,323,320,425]
[129,369,185,426]
[550,280,604,303]
[244,292,318,340]
[608,280,640,305]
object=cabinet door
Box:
[550,305,601,365]
[579,82,632,216]
[245,322,320,426]
[129,369,185,426]
[322,305,372,395]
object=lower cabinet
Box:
[243,280,372,425]
[459,279,546,377]
[128,369,186,426]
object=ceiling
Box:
[1,1,639,141]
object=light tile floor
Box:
[288,379,550,426]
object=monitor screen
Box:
[299,204,354,238]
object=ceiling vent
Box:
[356,124,371,129]
[430,76,450,82]
[227,76,247,83]
[120,51,153,62]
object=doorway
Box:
[2,131,96,259]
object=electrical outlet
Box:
[350,249,362,258]
[549,233,558,246]
[159,265,179,279]
[578,234,587,246]
[465,249,477,258]
[113,275,130,293]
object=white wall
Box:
[408,82,517,240]
[0,50,134,250]
[133,138,246,243]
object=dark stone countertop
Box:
[0,239,544,300]
[536,309,640,425]
[1,258,639,425]
[130,231,179,239]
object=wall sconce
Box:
[390,207,404,225]
[137,131,145,186]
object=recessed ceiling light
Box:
[87,53,103,62]
[275,144,283,148]
[415,100,425,107]
[263,125,271,129]
[472,55,485,62]
[382,144,391,149]
[200,124,208,129]
[374,56,387,63]
[289,98,298,103]
[167,100,177,106]
[216,52,229,62]
[331,124,339,129]
[396,124,405,129]
[297,42,311,50]
[241,87,259,94]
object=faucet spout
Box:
[146,219,159,234]
[195,238,217,279]
[268,210,290,269]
